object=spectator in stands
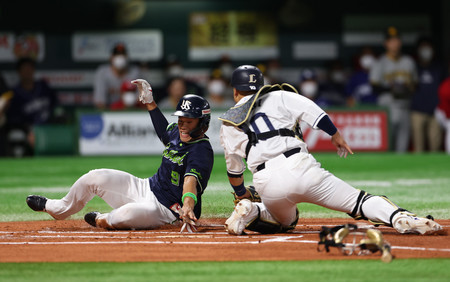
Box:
[319,59,348,107]
[298,67,345,109]
[436,63,450,154]
[410,36,445,152]
[370,26,418,153]
[5,57,58,157]
[298,68,329,108]
[214,54,234,84]
[159,55,204,109]
[264,58,282,85]
[93,43,141,109]
[164,54,185,81]
[346,46,378,107]
[110,81,146,111]
[157,77,188,110]
[205,69,234,110]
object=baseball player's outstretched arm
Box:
[180,176,198,223]
[331,130,353,158]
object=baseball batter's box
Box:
[302,110,389,152]
[78,110,389,155]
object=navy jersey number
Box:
[249,113,275,134]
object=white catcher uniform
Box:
[220,88,442,235]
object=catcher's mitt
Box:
[232,185,261,205]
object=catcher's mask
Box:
[173,94,211,138]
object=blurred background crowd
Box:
[1,0,450,157]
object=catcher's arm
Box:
[228,174,261,204]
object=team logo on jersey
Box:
[162,146,189,166]
[249,74,257,83]
[180,100,192,110]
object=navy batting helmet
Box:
[173,94,211,138]
[230,65,264,91]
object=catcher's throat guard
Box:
[219,83,298,126]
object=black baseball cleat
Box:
[26,195,47,212]
[84,212,100,227]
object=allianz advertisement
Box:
[78,110,388,156]
[79,111,224,155]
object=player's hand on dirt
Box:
[179,207,197,233]
[331,131,353,158]
[131,79,154,104]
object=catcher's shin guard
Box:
[348,190,400,226]
[247,207,298,234]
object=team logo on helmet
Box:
[231,65,264,91]
[180,100,192,110]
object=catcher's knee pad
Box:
[247,207,298,234]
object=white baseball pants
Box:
[253,151,397,226]
[45,169,177,229]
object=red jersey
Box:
[438,78,450,118]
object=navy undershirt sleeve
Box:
[317,115,337,136]
[148,108,169,143]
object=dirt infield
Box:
[0,218,448,262]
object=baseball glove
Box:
[232,185,261,205]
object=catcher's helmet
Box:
[231,65,264,91]
[173,94,211,138]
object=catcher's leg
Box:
[285,157,443,235]
[353,192,443,235]
[225,200,295,235]
[45,169,147,220]
[307,173,443,235]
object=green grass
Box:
[0,259,449,282]
[0,153,449,221]
[0,153,449,281]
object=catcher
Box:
[26,79,213,231]
[220,65,443,236]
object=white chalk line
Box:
[0,230,449,253]
[2,240,449,253]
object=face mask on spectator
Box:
[359,55,375,70]
[207,79,226,96]
[418,46,433,62]
[167,65,184,78]
[220,63,234,80]
[301,81,318,98]
[112,55,128,70]
[122,91,136,107]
